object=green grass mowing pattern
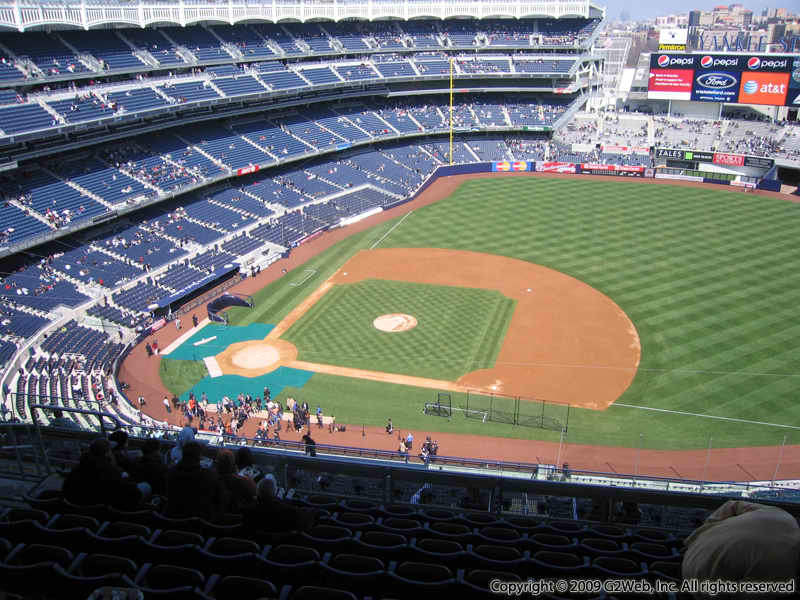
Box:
[371,178,800,448]
[159,359,209,397]
[283,279,515,380]
[183,178,800,449]
[226,223,399,327]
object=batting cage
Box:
[460,390,570,432]
[207,293,254,324]
[423,392,453,417]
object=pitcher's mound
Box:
[373,313,418,333]
[231,344,281,369]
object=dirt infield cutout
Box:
[373,313,418,333]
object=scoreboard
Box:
[648,53,800,107]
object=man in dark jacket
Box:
[165,441,224,521]
[63,438,142,510]
[133,438,168,496]
[241,475,315,534]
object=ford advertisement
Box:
[691,71,740,103]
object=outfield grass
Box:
[166,178,800,449]
[159,359,209,397]
[283,279,515,380]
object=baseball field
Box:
[158,175,800,454]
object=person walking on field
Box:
[175,318,181,331]
[163,396,171,413]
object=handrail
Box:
[28,401,124,432]
[4,416,800,512]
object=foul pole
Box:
[449,57,454,165]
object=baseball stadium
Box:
[1,1,800,597]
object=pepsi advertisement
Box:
[649,53,796,106]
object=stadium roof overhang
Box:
[0,0,599,31]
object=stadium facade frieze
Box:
[0,0,603,31]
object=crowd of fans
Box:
[1,255,67,299]
[62,430,317,530]
[102,141,213,191]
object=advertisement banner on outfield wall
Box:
[578,164,646,177]
[492,161,530,172]
[535,161,577,174]
[713,152,745,166]
[743,156,775,169]
[731,179,757,189]
[655,173,704,182]
[655,148,713,163]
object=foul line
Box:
[613,403,800,430]
[289,269,317,287]
[370,210,414,249]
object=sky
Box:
[604,0,777,21]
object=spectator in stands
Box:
[133,438,168,496]
[214,448,256,512]
[109,430,136,474]
[682,500,800,595]
[235,447,257,477]
[49,409,81,431]
[63,438,143,511]
[398,440,407,458]
[165,441,224,521]
[169,419,196,464]
[241,474,316,534]
[302,433,316,457]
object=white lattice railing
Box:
[0,0,602,31]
